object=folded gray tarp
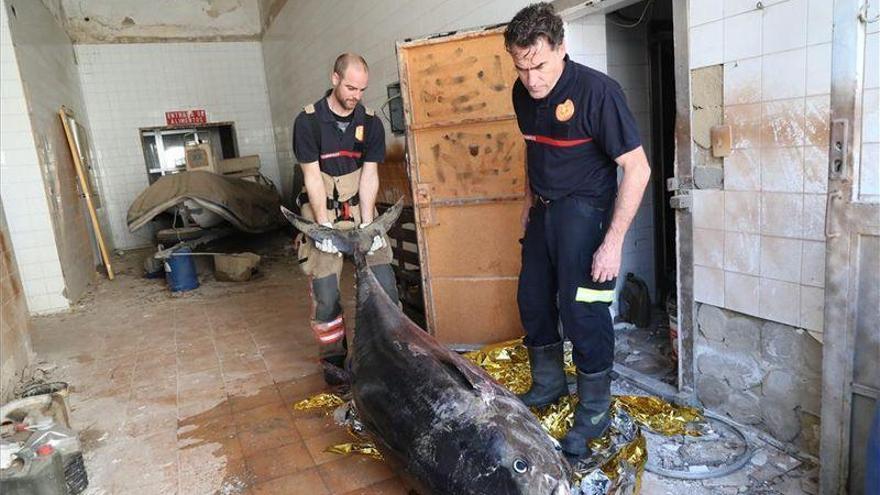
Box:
[127,171,285,233]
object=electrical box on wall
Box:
[386,82,406,135]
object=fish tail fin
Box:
[280,198,404,266]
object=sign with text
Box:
[165,109,207,126]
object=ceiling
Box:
[39,0,287,43]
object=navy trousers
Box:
[517,195,616,374]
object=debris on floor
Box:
[14,232,819,494]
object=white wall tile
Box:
[761,146,804,192]
[760,235,803,282]
[724,57,762,105]
[801,240,825,287]
[691,1,724,26]
[725,231,761,275]
[724,0,759,17]
[759,277,800,326]
[803,145,828,193]
[805,43,831,96]
[724,147,761,190]
[762,48,807,100]
[690,20,724,69]
[693,189,725,229]
[725,271,760,316]
[800,285,824,331]
[694,228,725,268]
[761,192,803,237]
[724,191,760,233]
[695,265,725,307]
[802,193,826,240]
[723,10,762,62]
[807,0,833,45]
[762,0,808,54]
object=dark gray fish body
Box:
[282,202,572,495]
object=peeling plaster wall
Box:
[0,200,34,402]
[60,0,262,43]
[5,0,98,308]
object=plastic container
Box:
[165,247,199,292]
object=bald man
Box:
[292,53,399,385]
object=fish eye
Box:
[512,457,529,474]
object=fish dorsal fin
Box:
[437,353,480,392]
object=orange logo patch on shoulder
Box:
[555,99,575,122]
[354,125,364,142]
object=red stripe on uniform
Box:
[523,134,593,147]
[320,150,363,160]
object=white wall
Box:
[76,41,279,249]
[688,0,837,338]
[261,0,538,200]
[605,15,657,304]
[1,1,72,313]
[6,0,99,308]
[567,12,658,307]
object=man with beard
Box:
[292,53,399,385]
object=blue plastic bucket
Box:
[165,247,199,292]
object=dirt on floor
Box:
[12,230,819,494]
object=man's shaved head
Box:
[333,53,369,78]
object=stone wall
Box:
[694,303,822,454]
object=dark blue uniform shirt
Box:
[512,55,642,209]
[292,97,385,177]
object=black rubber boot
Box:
[560,368,613,463]
[517,341,568,408]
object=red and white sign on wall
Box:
[165,109,207,126]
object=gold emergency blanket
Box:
[293,339,704,494]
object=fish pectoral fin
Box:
[438,356,480,392]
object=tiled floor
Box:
[26,235,819,494]
[29,239,411,494]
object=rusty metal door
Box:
[396,27,525,345]
[820,1,880,493]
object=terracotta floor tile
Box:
[292,413,339,440]
[178,457,255,494]
[251,468,329,495]
[236,406,300,456]
[317,454,395,494]
[340,477,413,495]
[277,373,327,404]
[303,429,360,465]
[229,383,284,413]
[245,440,315,484]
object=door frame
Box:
[820,0,877,493]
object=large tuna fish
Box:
[282,200,572,495]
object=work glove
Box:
[359,223,387,255]
[314,222,341,255]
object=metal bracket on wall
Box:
[667,177,693,210]
[414,183,437,227]
[669,194,692,210]
[829,119,849,180]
